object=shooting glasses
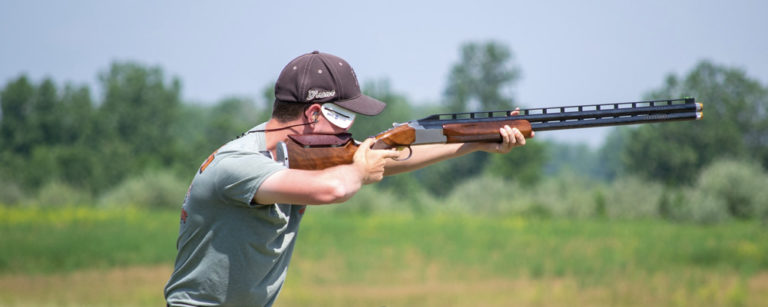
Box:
[321,103,356,129]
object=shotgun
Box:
[277,98,703,170]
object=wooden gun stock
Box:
[284,133,359,170]
[285,124,420,170]
[285,124,419,170]
[283,121,530,170]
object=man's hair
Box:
[271,100,311,122]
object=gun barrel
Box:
[517,102,697,123]
[531,111,700,131]
[416,98,702,131]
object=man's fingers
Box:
[514,128,526,146]
[500,126,511,144]
[359,138,376,148]
[509,127,518,145]
[361,137,402,160]
[353,138,372,161]
[509,107,521,116]
[381,149,402,160]
[369,148,401,160]
[354,138,392,184]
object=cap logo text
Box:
[306,89,336,101]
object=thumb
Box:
[359,138,376,149]
[354,138,375,161]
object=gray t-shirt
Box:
[165,123,307,307]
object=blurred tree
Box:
[0,76,37,155]
[1,64,274,196]
[59,84,95,144]
[207,97,262,143]
[622,61,768,184]
[418,41,539,195]
[483,138,547,186]
[98,62,181,159]
[172,86,272,179]
[171,103,210,177]
[539,141,606,181]
[91,62,183,190]
[0,76,36,189]
[444,41,521,112]
[0,76,101,190]
[30,83,98,190]
[598,127,631,180]
[260,81,276,114]
[32,79,64,145]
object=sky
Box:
[1,0,767,147]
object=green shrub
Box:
[682,189,732,224]
[323,185,393,215]
[322,185,436,216]
[98,170,188,209]
[440,173,601,218]
[658,160,768,224]
[32,181,93,207]
[658,188,688,221]
[692,159,768,220]
[0,178,25,205]
[530,172,599,218]
[603,176,663,219]
[443,175,525,216]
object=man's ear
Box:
[305,104,322,123]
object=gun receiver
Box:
[284,98,703,170]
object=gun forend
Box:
[442,119,533,143]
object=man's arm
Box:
[384,125,531,176]
[255,138,400,205]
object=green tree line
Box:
[2,42,767,221]
[0,62,269,198]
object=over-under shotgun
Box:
[278,98,703,170]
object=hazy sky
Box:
[2,0,766,146]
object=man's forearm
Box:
[254,165,364,205]
[383,143,483,176]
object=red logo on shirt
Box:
[199,150,218,174]
[180,208,189,224]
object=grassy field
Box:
[0,206,179,275]
[1,206,767,306]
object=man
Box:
[164,51,530,306]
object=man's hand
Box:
[255,138,399,205]
[478,108,534,154]
[353,138,401,184]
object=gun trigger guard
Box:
[392,146,413,162]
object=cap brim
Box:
[334,94,386,116]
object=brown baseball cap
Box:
[274,51,386,116]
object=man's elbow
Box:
[312,179,357,204]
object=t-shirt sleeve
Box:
[214,153,286,206]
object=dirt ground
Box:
[0,265,171,307]
[2,264,767,307]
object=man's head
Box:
[272,51,386,126]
